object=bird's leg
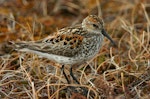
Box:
[70,67,88,95]
[70,67,80,84]
[62,65,88,95]
[61,65,70,84]
[61,65,79,94]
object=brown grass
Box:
[0,0,150,99]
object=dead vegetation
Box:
[0,0,150,99]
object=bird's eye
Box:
[92,24,98,28]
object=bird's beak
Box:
[102,29,117,47]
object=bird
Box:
[14,15,116,84]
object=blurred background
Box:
[0,0,149,41]
[0,0,150,99]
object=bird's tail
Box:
[0,41,15,56]
[0,41,30,56]
[13,41,30,49]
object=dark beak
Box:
[102,29,117,47]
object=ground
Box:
[0,0,150,99]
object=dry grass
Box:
[0,0,150,99]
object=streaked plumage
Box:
[15,15,115,66]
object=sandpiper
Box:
[14,15,116,84]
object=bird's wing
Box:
[16,26,85,57]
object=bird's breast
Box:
[74,35,104,62]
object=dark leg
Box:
[61,65,89,96]
[61,65,76,93]
[70,67,88,95]
[61,65,70,84]
[70,67,80,84]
